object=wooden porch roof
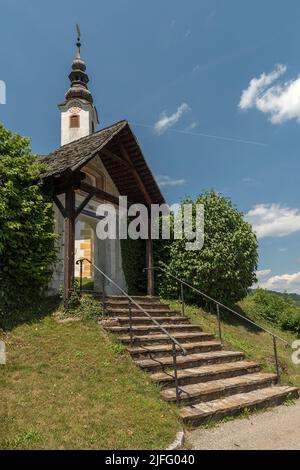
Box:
[39,120,165,206]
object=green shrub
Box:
[121,238,147,294]
[244,289,300,335]
[0,124,56,316]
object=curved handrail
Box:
[76,258,187,355]
[145,266,291,348]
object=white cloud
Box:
[239,64,300,124]
[156,175,186,187]
[245,203,300,238]
[239,64,286,110]
[260,272,300,294]
[154,103,191,135]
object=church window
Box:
[70,115,80,128]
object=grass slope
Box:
[0,312,179,450]
[166,299,300,389]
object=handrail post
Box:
[129,300,134,347]
[216,304,223,346]
[171,341,180,406]
[180,282,185,316]
[273,335,280,384]
[102,274,106,317]
[77,259,83,295]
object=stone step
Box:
[105,323,202,336]
[161,373,277,406]
[127,340,222,359]
[107,309,181,318]
[135,350,245,372]
[180,386,299,425]
[150,361,262,388]
[104,296,161,304]
[105,303,170,311]
[116,316,190,326]
[119,331,214,346]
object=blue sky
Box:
[1,0,300,293]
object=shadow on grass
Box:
[0,295,61,331]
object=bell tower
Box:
[58,25,99,146]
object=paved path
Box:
[186,402,300,450]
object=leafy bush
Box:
[0,124,56,316]
[121,238,147,294]
[244,289,300,335]
[157,191,258,306]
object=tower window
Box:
[70,115,80,128]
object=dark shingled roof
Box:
[39,120,165,205]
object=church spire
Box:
[65,25,94,104]
[58,25,99,146]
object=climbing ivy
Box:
[0,123,57,319]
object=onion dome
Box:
[65,31,94,104]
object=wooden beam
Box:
[53,195,67,218]
[76,193,94,218]
[118,144,153,207]
[79,182,120,206]
[101,148,134,172]
[64,187,76,307]
[53,171,85,196]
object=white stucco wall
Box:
[48,156,128,296]
[59,99,98,146]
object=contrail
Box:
[130,122,268,147]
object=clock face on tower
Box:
[69,106,82,115]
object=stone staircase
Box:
[103,296,299,425]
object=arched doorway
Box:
[75,219,94,290]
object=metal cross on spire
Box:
[76,24,81,57]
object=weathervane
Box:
[76,23,81,57]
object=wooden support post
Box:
[146,236,155,297]
[64,188,76,307]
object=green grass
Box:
[0,304,180,450]
[165,299,300,389]
[76,278,94,291]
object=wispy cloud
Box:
[185,121,199,132]
[239,64,300,124]
[242,177,256,184]
[156,174,186,188]
[154,103,191,135]
[245,203,300,238]
[185,29,191,38]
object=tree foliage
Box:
[0,123,56,316]
[157,191,258,305]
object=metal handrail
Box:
[145,266,292,383]
[76,258,187,404]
